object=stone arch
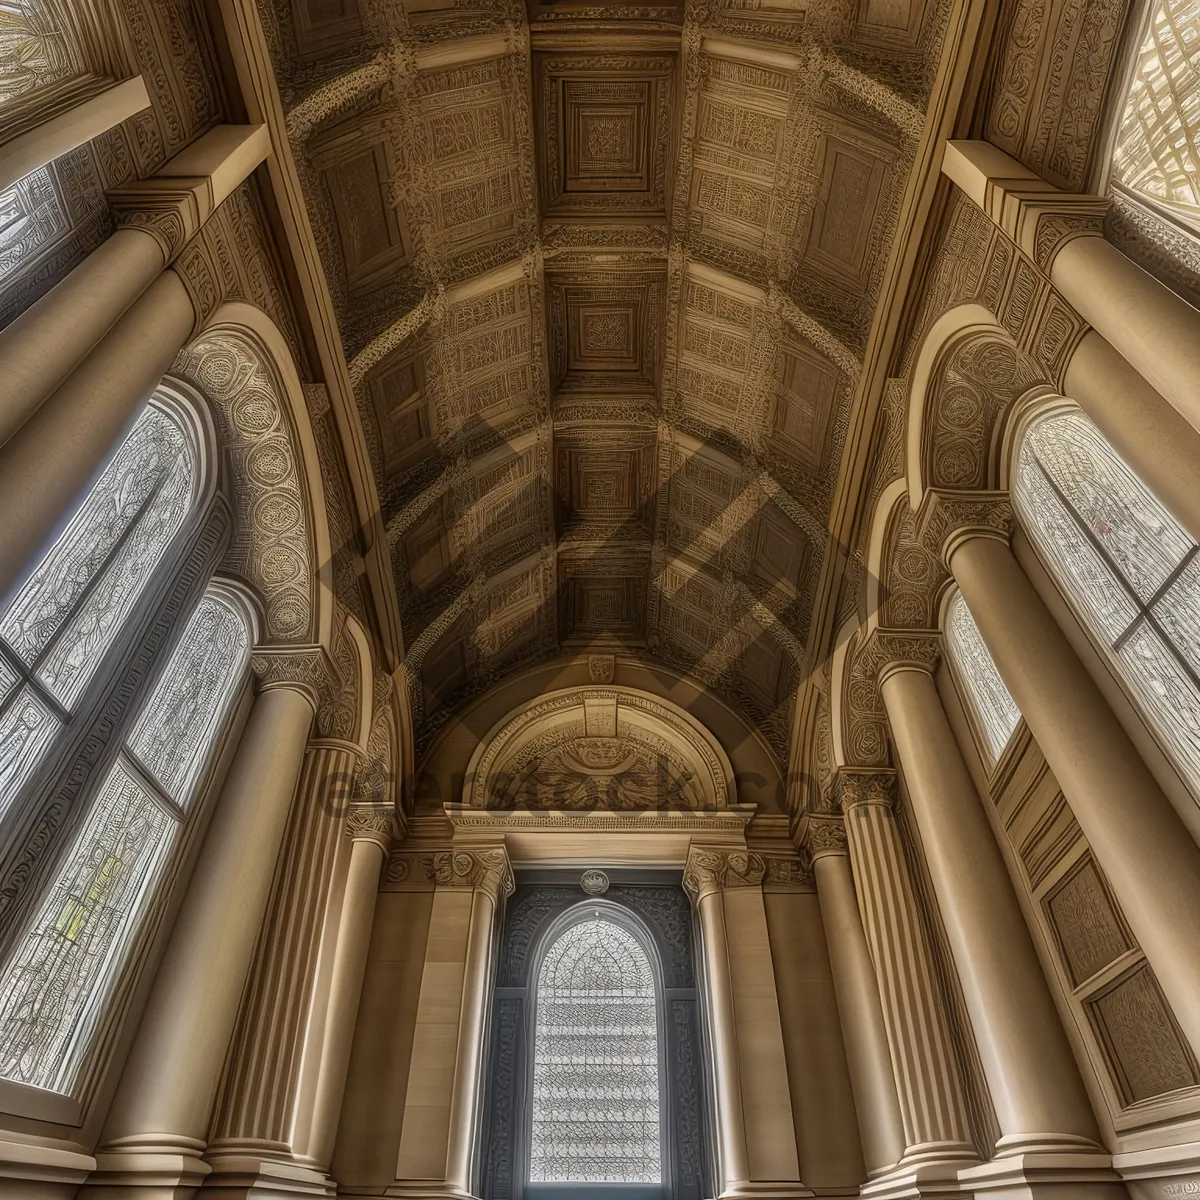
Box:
[174,302,333,651]
[906,303,1008,507]
[463,685,736,812]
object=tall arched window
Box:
[0,586,249,1095]
[944,589,1021,765]
[0,399,198,821]
[1112,0,1200,230]
[530,913,663,1190]
[1013,407,1200,791]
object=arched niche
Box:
[906,303,1047,507]
[174,302,334,652]
[415,655,782,815]
[463,685,735,812]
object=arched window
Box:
[944,590,1021,765]
[1014,407,1200,791]
[1112,0,1200,230]
[530,914,662,1189]
[0,587,249,1095]
[0,399,197,821]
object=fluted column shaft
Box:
[880,664,1101,1152]
[684,846,806,1198]
[87,684,314,1187]
[949,531,1200,1059]
[307,807,393,1169]
[838,774,976,1167]
[394,847,512,1198]
[807,825,904,1177]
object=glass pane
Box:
[945,592,1021,762]
[0,684,59,820]
[0,166,68,283]
[0,1,77,106]
[1015,443,1139,642]
[1155,551,1200,676]
[1112,0,1200,231]
[1115,622,1200,787]
[127,594,248,806]
[36,448,194,708]
[1024,412,1193,602]
[0,758,174,1094]
[0,405,191,679]
[530,917,660,1184]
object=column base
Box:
[719,1183,815,1199]
[384,1185,479,1200]
[200,1149,336,1198]
[76,1135,211,1200]
[861,1146,979,1200]
[958,1149,1125,1199]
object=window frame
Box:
[0,383,255,1127]
[524,900,671,1200]
[1008,398,1200,805]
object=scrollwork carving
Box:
[433,847,515,901]
[682,846,766,905]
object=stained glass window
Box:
[1015,408,1200,791]
[1112,0,1200,230]
[529,916,661,1185]
[0,1,76,107]
[945,590,1021,763]
[0,591,248,1094]
[0,401,194,820]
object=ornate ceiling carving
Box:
[259,0,952,761]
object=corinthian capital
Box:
[802,815,848,860]
[916,488,1013,568]
[433,848,515,903]
[346,804,396,853]
[682,846,766,905]
[830,768,897,813]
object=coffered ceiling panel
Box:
[535,51,677,219]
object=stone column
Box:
[942,139,1200,440]
[943,518,1200,1062]
[683,845,810,1200]
[307,804,396,1170]
[393,847,513,1200]
[1063,331,1200,546]
[80,682,315,1197]
[0,123,268,451]
[836,770,978,1177]
[880,661,1126,1195]
[802,816,905,1178]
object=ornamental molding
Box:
[433,847,515,902]
[682,846,766,905]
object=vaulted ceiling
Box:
[262,0,945,760]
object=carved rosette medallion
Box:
[346,803,396,852]
[682,847,767,905]
[580,869,610,895]
[433,848,516,903]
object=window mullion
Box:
[118,746,183,824]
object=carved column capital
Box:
[433,847,515,903]
[107,177,211,264]
[916,488,1013,569]
[830,768,897,813]
[251,646,340,721]
[801,815,849,861]
[859,627,942,684]
[346,803,396,853]
[682,846,766,905]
